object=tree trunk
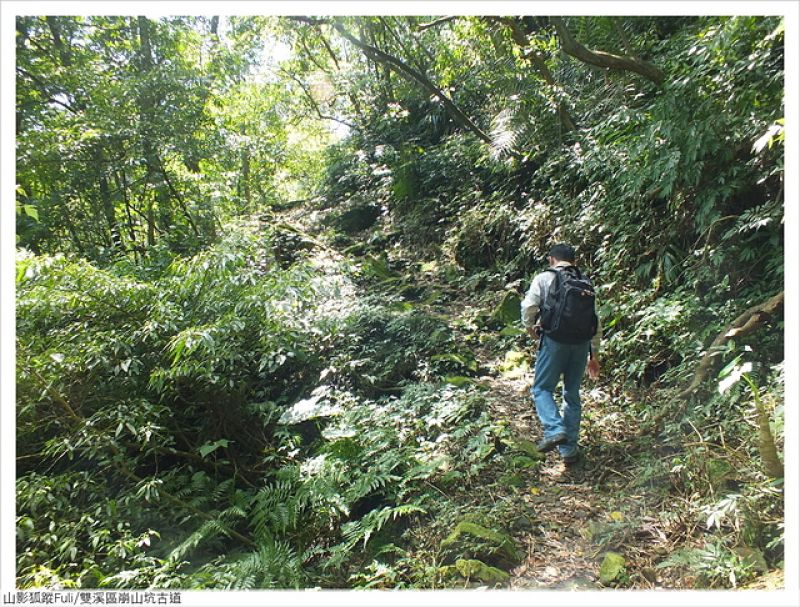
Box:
[91,147,123,253]
[46,16,72,67]
[114,170,136,245]
[241,147,252,211]
[295,17,495,146]
[742,374,783,478]
[136,16,163,247]
[60,195,85,254]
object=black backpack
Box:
[539,266,598,345]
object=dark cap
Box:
[548,243,576,262]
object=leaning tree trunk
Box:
[678,291,784,399]
[293,17,495,146]
[640,291,784,438]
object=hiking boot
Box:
[536,433,568,453]
[562,451,580,465]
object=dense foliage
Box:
[15,13,785,590]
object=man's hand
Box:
[527,325,541,340]
[587,356,600,380]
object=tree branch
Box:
[417,16,458,31]
[678,291,784,398]
[154,154,200,239]
[551,17,665,85]
[280,68,358,130]
[16,67,80,114]
[498,17,578,133]
[316,18,495,145]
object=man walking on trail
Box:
[521,243,601,465]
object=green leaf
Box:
[23,205,39,221]
[431,353,477,371]
[199,438,231,458]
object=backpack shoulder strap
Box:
[541,267,563,304]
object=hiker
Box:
[520,243,601,465]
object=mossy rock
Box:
[441,521,522,567]
[598,551,626,586]
[271,228,314,267]
[454,559,510,586]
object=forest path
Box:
[419,298,672,590]
[271,204,670,589]
[474,347,628,590]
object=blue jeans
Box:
[531,335,590,458]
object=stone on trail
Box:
[441,521,522,568]
[454,558,510,585]
[598,551,626,586]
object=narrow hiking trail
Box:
[475,347,651,590]
[420,293,682,590]
[275,203,679,590]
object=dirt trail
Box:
[274,205,665,589]
[476,353,612,589]
[474,337,684,591]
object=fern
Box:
[346,468,400,504]
[323,503,426,570]
[218,539,304,589]
[168,519,230,563]
[251,480,303,539]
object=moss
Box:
[454,559,510,585]
[441,521,522,567]
[599,551,626,586]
